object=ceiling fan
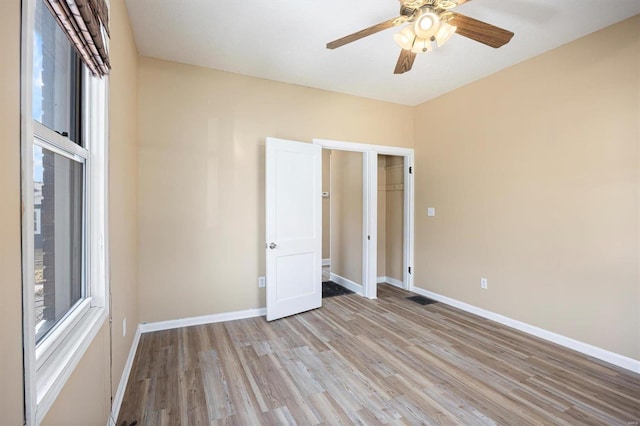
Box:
[326,0,514,74]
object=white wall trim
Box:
[363,151,377,299]
[411,286,640,374]
[313,138,414,157]
[138,308,267,334]
[108,324,142,426]
[330,273,364,296]
[322,258,331,266]
[377,276,404,289]
[402,155,414,292]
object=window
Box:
[32,0,86,344]
[32,144,85,343]
[32,0,82,145]
[22,0,109,423]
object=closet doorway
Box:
[322,149,365,295]
[377,155,406,290]
[315,138,414,300]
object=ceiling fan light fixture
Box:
[394,25,417,50]
[434,22,457,47]
[325,0,515,75]
[414,10,440,39]
[410,37,432,54]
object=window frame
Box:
[21,0,110,424]
[32,120,90,360]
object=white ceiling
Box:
[125,0,639,106]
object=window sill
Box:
[35,298,92,370]
[35,305,108,424]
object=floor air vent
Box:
[406,295,438,305]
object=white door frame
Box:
[313,139,414,299]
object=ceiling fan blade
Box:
[394,49,416,74]
[449,13,514,48]
[327,17,401,49]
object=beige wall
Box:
[385,156,405,281]
[322,150,331,261]
[104,0,140,404]
[137,57,413,322]
[42,324,111,425]
[331,150,364,285]
[414,16,640,360]
[42,0,141,424]
[0,0,26,424]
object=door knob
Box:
[269,242,277,249]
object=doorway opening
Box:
[376,155,406,290]
[314,138,414,300]
[322,149,365,295]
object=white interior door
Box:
[266,137,322,321]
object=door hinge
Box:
[367,235,371,241]
[409,166,413,174]
[408,266,412,274]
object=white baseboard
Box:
[330,273,363,296]
[322,258,331,266]
[139,307,267,333]
[108,324,142,426]
[411,286,640,374]
[377,276,404,289]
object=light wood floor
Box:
[117,285,640,425]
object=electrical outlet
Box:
[480,278,488,289]
[122,317,127,337]
[258,276,266,288]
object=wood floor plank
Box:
[527,355,640,408]
[307,391,353,424]
[199,349,233,420]
[272,348,324,397]
[385,374,462,424]
[207,323,263,424]
[118,285,640,426]
[283,316,330,352]
[179,368,209,425]
[405,344,554,425]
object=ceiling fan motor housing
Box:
[399,5,418,20]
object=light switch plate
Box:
[427,207,435,217]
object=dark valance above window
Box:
[44,0,111,76]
